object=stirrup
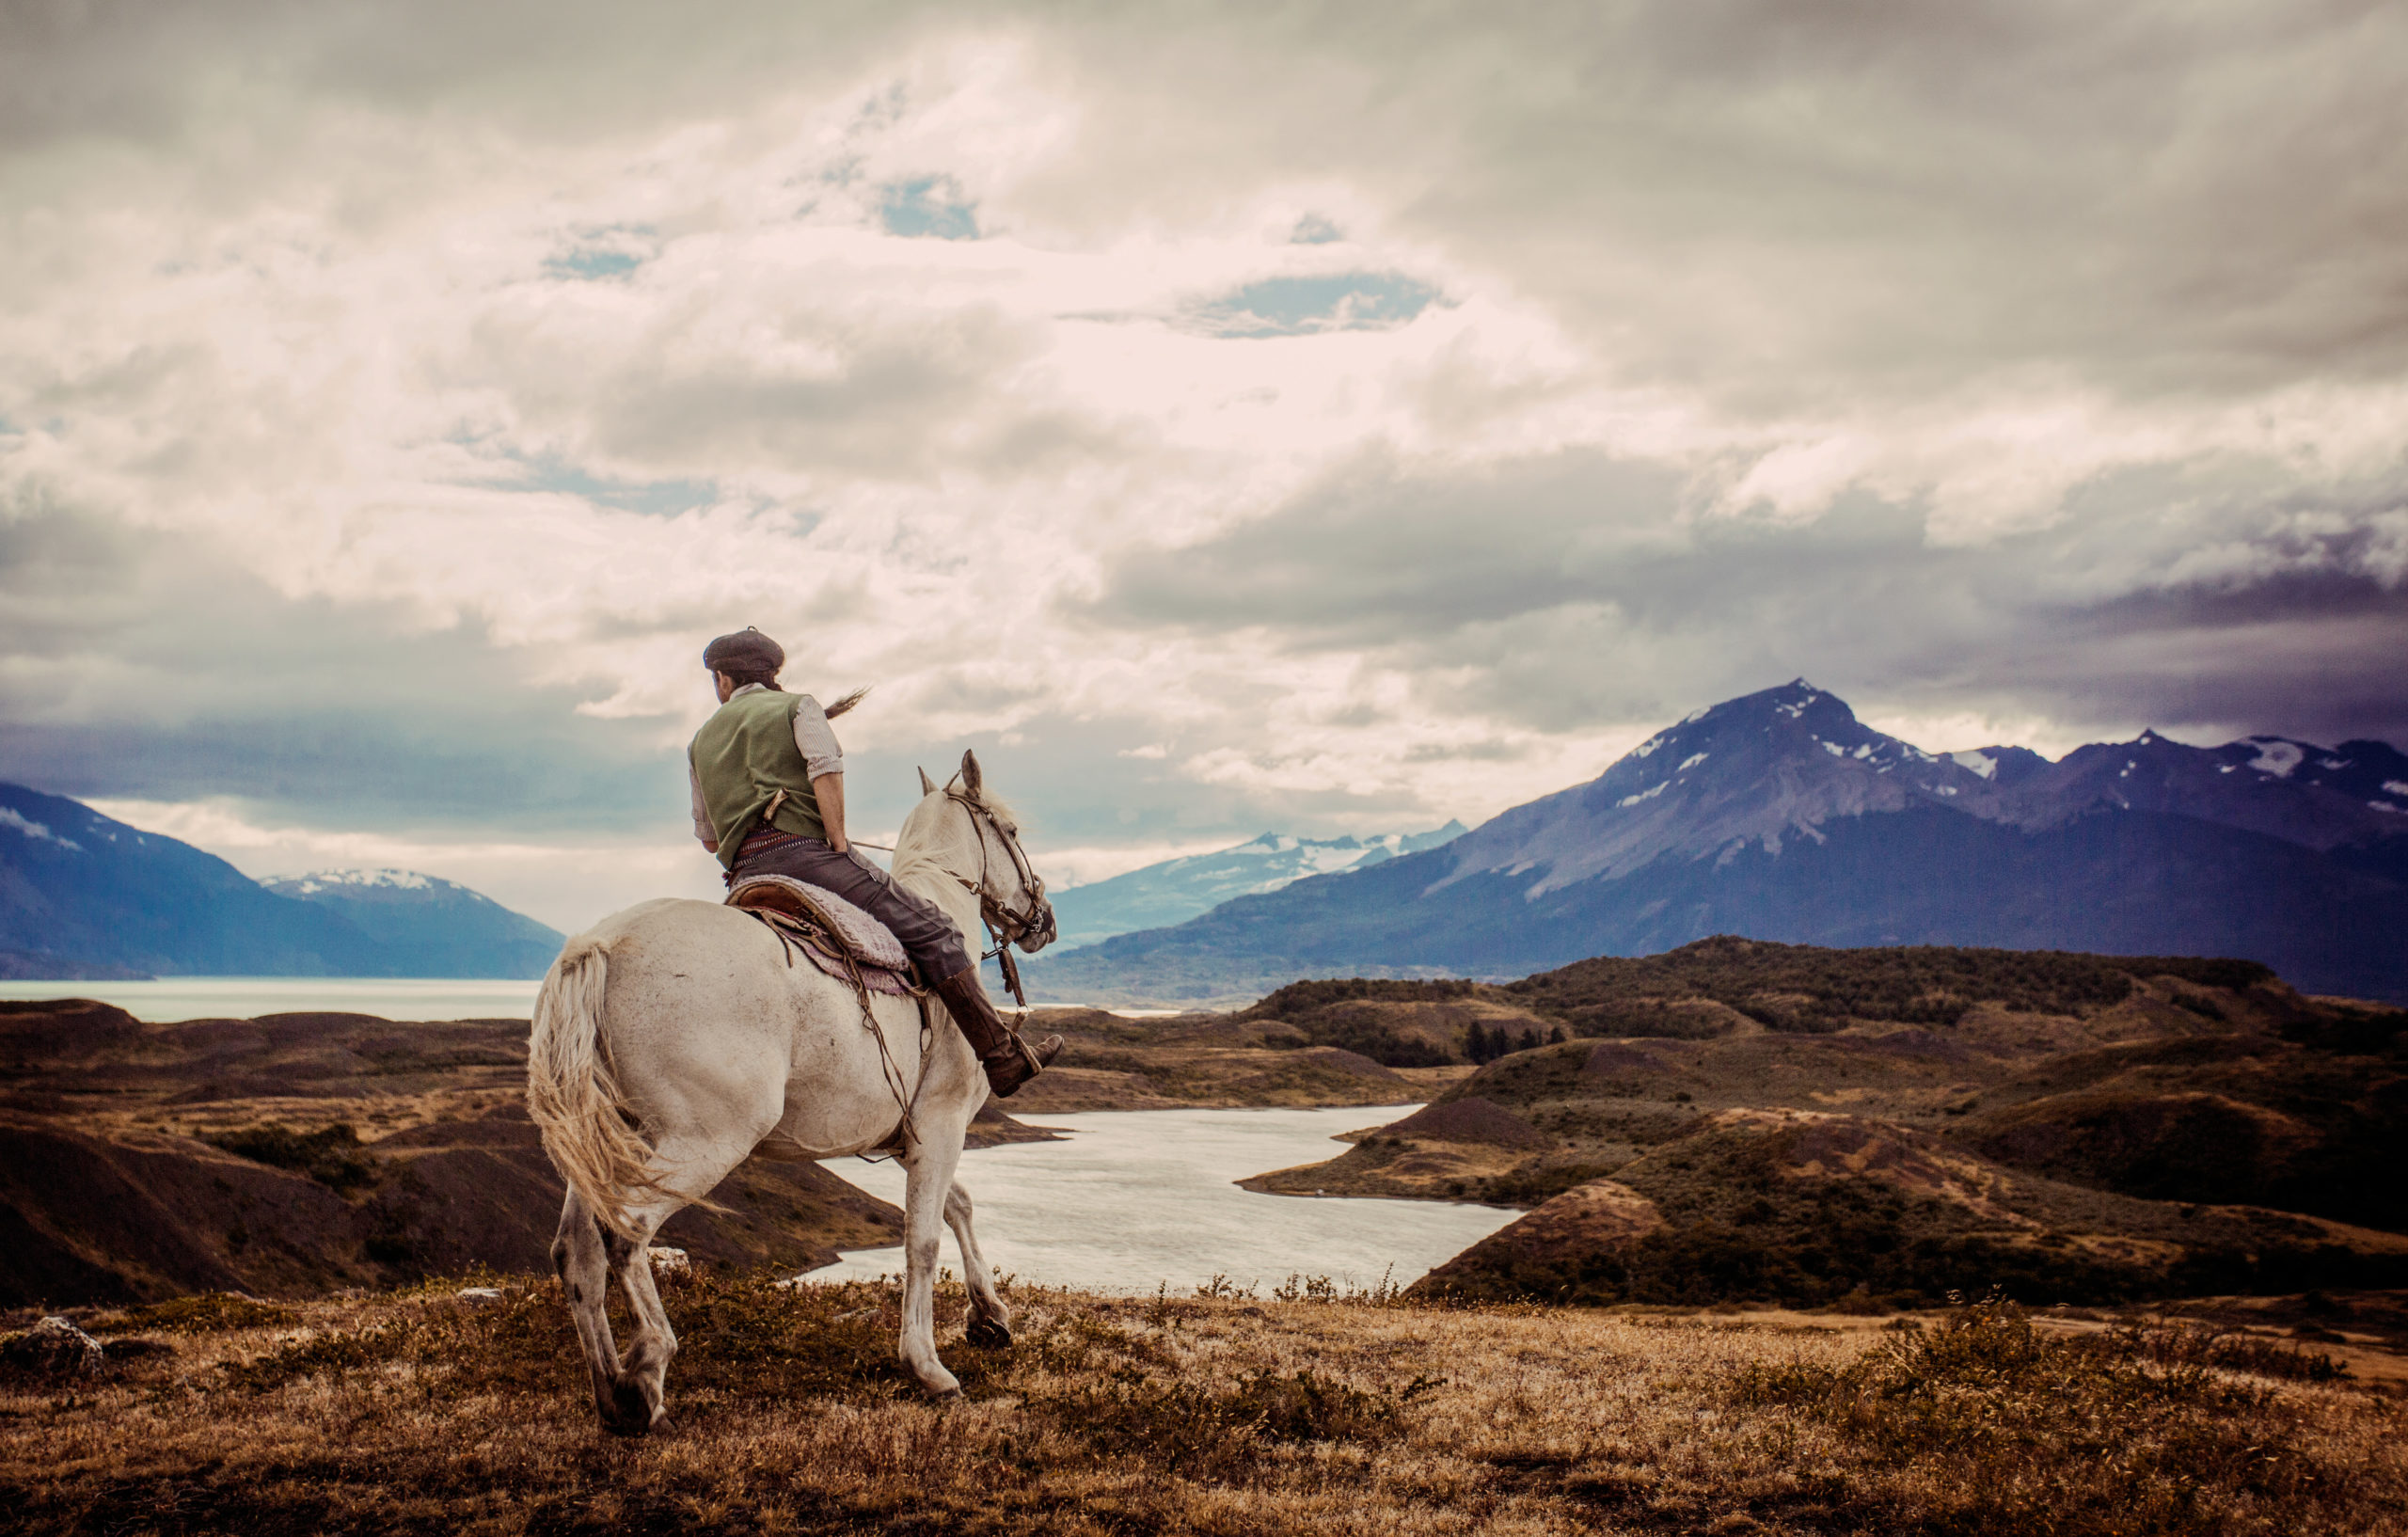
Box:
[1012,1030,1062,1072]
[983,1030,1062,1098]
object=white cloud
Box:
[3,3,2404,898]
[87,797,723,934]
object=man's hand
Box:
[813,771,848,853]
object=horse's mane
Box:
[890,781,1019,890]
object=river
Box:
[808,1105,1518,1293]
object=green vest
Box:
[690,689,826,868]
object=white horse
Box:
[525,752,1054,1434]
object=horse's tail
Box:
[526,936,682,1242]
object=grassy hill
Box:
[4,1273,2401,1536]
[1241,940,2408,1307]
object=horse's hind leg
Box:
[594,1132,751,1435]
[550,1189,629,1431]
[600,1200,681,1436]
[944,1181,1012,1349]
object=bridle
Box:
[943,789,1050,1006]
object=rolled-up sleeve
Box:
[793,697,844,780]
[689,759,716,842]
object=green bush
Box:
[1244,977,1479,1018]
[201,1122,380,1192]
[1504,937,2154,1031]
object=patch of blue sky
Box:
[877,176,979,240]
[1289,214,1344,245]
[510,456,717,517]
[1187,272,1441,339]
[543,225,657,282]
[547,248,643,280]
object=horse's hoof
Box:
[965,1316,1013,1350]
[605,1377,657,1435]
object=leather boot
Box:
[932,966,1063,1099]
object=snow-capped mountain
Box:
[1046,824,1466,950]
[1438,681,2407,898]
[261,869,563,979]
[0,783,386,978]
[1035,682,2408,1004]
[0,782,564,980]
[1434,683,2004,895]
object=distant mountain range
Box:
[1029,682,2408,1006]
[260,868,563,978]
[0,784,562,980]
[1047,824,1466,949]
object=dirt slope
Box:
[1413,1108,2408,1307]
[0,1000,902,1305]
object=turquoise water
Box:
[809,1104,1518,1294]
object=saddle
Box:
[726,876,920,997]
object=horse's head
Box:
[914,750,1055,954]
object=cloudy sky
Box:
[3,1,2404,931]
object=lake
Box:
[0,976,547,1022]
[0,976,1180,1023]
[807,1105,1519,1294]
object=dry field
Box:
[6,1276,2403,1536]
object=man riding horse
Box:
[688,627,1063,1097]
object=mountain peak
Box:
[265,867,451,895]
[1436,683,1979,899]
[1042,821,1467,950]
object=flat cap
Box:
[703,627,784,675]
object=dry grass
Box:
[5,1276,2403,1536]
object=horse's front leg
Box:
[944,1180,1012,1348]
[898,1134,967,1398]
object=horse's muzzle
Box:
[1016,901,1057,954]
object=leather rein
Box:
[943,789,1048,1006]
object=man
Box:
[688,627,1062,1098]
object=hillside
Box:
[1029,682,2408,1005]
[261,868,562,978]
[1407,1108,2408,1308]
[0,784,388,977]
[0,998,903,1305]
[1240,940,2408,1306]
[0,784,562,979]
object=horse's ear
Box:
[960,750,982,799]
[918,767,937,796]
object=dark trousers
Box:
[730,835,973,982]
